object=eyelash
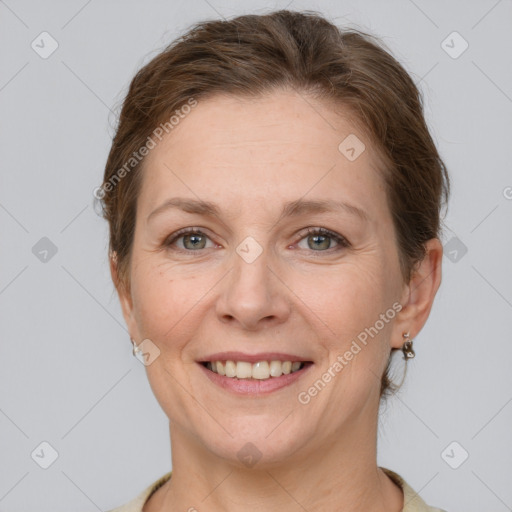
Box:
[163,226,350,254]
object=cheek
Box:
[311,257,396,386]
[131,258,219,358]
[131,261,184,341]
[321,262,387,326]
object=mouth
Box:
[197,356,314,395]
[200,360,311,379]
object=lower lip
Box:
[198,363,313,395]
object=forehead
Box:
[139,90,388,222]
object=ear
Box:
[391,238,443,348]
[110,252,139,340]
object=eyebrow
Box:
[147,197,369,224]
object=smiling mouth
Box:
[200,360,312,380]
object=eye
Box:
[163,226,350,254]
[296,227,349,252]
[164,228,216,251]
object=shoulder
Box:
[106,472,172,512]
[380,467,448,512]
[107,468,448,512]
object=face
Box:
[117,90,411,466]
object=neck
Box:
[146,402,403,512]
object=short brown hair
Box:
[99,9,450,399]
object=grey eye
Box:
[297,229,345,251]
[181,233,208,250]
[306,233,332,250]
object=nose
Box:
[215,245,291,331]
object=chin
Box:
[197,416,311,468]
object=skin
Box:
[112,89,443,512]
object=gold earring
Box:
[401,332,415,359]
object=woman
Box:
[99,9,450,512]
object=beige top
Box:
[107,467,447,512]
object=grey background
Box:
[1,0,511,511]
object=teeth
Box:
[236,361,252,379]
[205,360,306,379]
[269,360,282,377]
[216,361,226,376]
[291,361,301,372]
[225,360,236,377]
[252,361,269,380]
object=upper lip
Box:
[198,351,313,363]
